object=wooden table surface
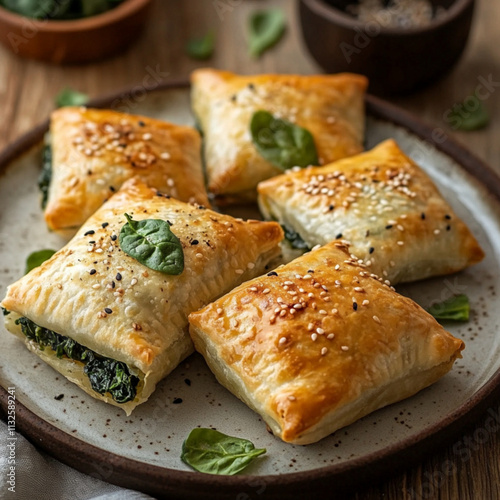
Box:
[0,0,499,498]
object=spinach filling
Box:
[281,225,310,250]
[39,145,52,209]
[15,316,139,404]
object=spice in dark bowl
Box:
[298,0,476,95]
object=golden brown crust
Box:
[258,139,485,284]
[189,241,464,444]
[45,107,209,230]
[191,69,368,203]
[2,177,283,413]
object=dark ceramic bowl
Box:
[0,0,152,64]
[298,0,475,95]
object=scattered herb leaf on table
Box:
[181,428,266,475]
[427,294,470,322]
[186,31,215,60]
[55,88,89,108]
[248,8,286,57]
[448,95,490,131]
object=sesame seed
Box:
[104,308,113,314]
[327,333,335,339]
[397,241,404,246]
[321,347,328,356]
[362,300,370,306]
[235,269,244,275]
[160,152,171,160]
[142,133,152,141]
[434,229,441,235]
[132,322,142,331]
[373,315,381,324]
[307,323,314,331]
[354,287,364,293]
[89,269,96,275]
[316,327,324,334]
[95,248,103,253]
[130,278,138,286]
[319,309,327,315]
[97,311,107,318]
[331,308,338,315]
[216,308,223,315]
[116,273,122,281]
[334,264,340,270]
[293,304,303,309]
[279,337,287,345]
[92,284,101,289]
[196,253,203,258]
[247,262,255,270]
[277,297,283,303]
[288,395,296,401]
[341,346,349,352]
[280,310,287,317]
[249,287,258,292]
[303,274,312,279]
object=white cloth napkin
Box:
[0,420,155,500]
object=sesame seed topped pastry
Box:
[43,107,209,231]
[191,69,367,204]
[188,241,465,445]
[2,178,283,414]
[258,139,484,284]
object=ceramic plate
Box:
[1,83,499,499]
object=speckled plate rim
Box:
[1,80,500,500]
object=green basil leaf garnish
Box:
[186,31,215,60]
[448,95,490,131]
[1,307,10,316]
[25,249,56,274]
[248,8,286,57]
[119,213,184,275]
[250,110,319,170]
[55,88,89,108]
[427,294,470,322]
[181,428,266,475]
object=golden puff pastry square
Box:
[44,107,209,231]
[189,241,464,445]
[2,178,283,414]
[191,69,368,204]
[258,139,484,285]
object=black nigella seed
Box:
[230,95,237,102]
[111,235,117,241]
[445,214,452,220]
[329,205,334,211]
[89,269,96,275]
[385,225,393,229]
[104,308,113,314]
[421,213,426,220]
[307,269,315,273]
[190,239,199,245]
[138,120,145,127]
[267,271,278,277]
[173,398,183,404]
[116,273,122,281]
[353,302,358,311]
[369,247,375,254]
[102,222,109,228]
[84,230,95,236]
[88,240,95,244]
[248,83,255,91]
[184,378,191,386]
[446,225,451,231]
[111,281,116,289]
[54,394,64,401]
[109,186,116,192]
[335,233,343,239]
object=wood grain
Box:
[0,0,499,498]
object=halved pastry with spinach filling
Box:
[191,69,367,204]
[43,107,209,231]
[2,178,283,414]
[189,241,465,445]
[258,139,484,284]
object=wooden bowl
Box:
[298,0,475,95]
[0,0,152,64]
